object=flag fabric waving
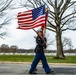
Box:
[17,5,46,30]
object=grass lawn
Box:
[0,55,76,63]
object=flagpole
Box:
[45,7,48,35]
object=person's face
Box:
[38,32,43,36]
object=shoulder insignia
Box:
[38,38,40,40]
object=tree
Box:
[0,0,12,39]
[0,44,9,53]
[20,0,76,58]
[62,37,73,52]
[10,45,18,54]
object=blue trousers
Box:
[29,53,51,73]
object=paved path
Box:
[0,63,76,75]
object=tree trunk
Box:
[56,26,65,59]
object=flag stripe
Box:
[20,21,45,27]
[18,19,45,26]
[18,23,44,30]
[18,15,32,20]
[18,15,45,25]
[18,10,32,16]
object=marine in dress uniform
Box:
[29,30,53,74]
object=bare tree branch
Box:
[0,0,13,38]
[48,10,55,18]
[34,0,43,7]
[47,0,54,8]
[61,16,76,28]
[42,0,49,8]
[33,0,39,7]
[60,0,71,18]
[0,32,6,39]
[58,0,63,9]
[46,27,56,32]
[67,1,76,9]
[48,21,56,29]
[28,0,35,8]
[62,12,76,20]
[19,1,33,10]
[55,0,57,8]
[48,15,54,20]
[60,1,76,19]
[62,27,76,31]
[0,0,13,12]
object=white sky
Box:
[0,0,76,50]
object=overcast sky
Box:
[0,0,76,50]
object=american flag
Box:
[17,5,46,30]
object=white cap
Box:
[37,29,42,32]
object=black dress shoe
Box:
[29,72,37,74]
[46,70,54,74]
[34,68,37,71]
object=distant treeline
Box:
[0,44,76,53]
[17,49,76,53]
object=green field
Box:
[0,55,76,63]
